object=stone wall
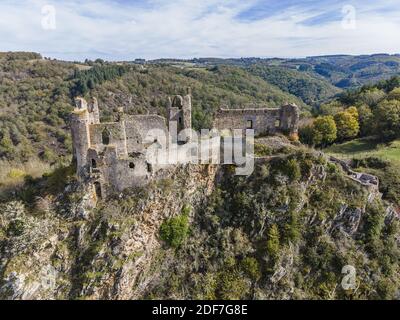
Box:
[71,96,179,197]
[212,104,299,136]
[89,122,127,157]
[71,95,298,198]
[213,108,281,136]
[125,115,168,151]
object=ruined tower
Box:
[279,103,300,137]
[70,97,100,179]
[168,88,192,133]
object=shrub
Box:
[283,212,301,243]
[43,165,76,194]
[216,270,250,300]
[259,164,270,179]
[241,257,261,281]
[7,168,26,179]
[39,147,57,162]
[157,178,174,194]
[376,278,397,299]
[364,202,385,255]
[281,158,301,181]
[266,224,280,259]
[254,143,271,157]
[159,212,190,248]
[181,204,191,215]
[7,219,25,237]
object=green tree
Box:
[312,116,337,147]
[299,124,314,146]
[359,88,386,107]
[374,99,400,140]
[387,87,400,101]
[159,213,190,248]
[357,104,375,136]
[241,257,261,281]
[319,100,344,116]
[334,108,360,141]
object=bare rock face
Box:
[0,201,67,299]
[330,205,363,236]
[0,164,218,300]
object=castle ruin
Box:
[212,104,299,138]
[70,92,299,198]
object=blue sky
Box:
[1,0,400,61]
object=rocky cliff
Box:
[0,138,399,300]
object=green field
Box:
[325,138,400,164]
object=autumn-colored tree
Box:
[334,108,360,141]
[346,106,359,119]
[387,87,400,101]
[312,116,337,147]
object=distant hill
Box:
[290,54,400,88]
[245,65,341,105]
[174,54,400,90]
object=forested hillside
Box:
[0,52,308,191]
[179,54,400,89]
[246,65,341,105]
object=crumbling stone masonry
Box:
[70,92,192,198]
[70,92,300,198]
[212,103,300,138]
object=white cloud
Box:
[0,0,399,60]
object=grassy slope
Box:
[325,138,400,165]
[325,138,400,206]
